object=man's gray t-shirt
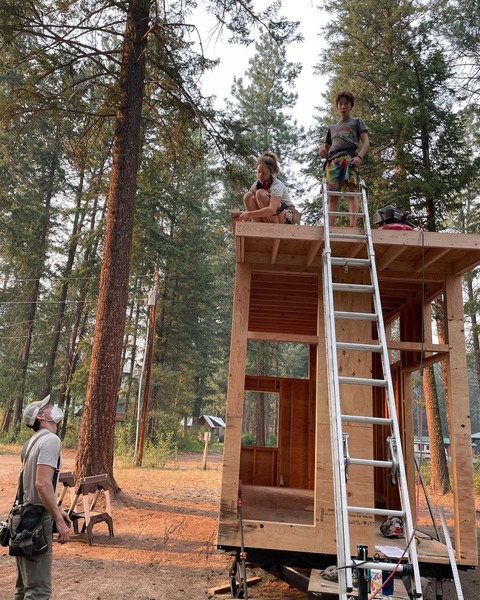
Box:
[326,117,368,159]
[20,430,62,505]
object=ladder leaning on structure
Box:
[322,178,423,599]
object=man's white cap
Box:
[23,395,51,427]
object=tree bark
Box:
[255,347,266,447]
[423,364,450,493]
[75,1,150,490]
[12,151,57,431]
[465,273,480,392]
[43,165,85,398]
[124,293,141,416]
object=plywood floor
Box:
[242,484,314,525]
[241,485,450,563]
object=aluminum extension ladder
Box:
[321,178,423,599]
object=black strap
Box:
[16,431,59,506]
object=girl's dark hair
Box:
[335,90,355,107]
[256,151,280,175]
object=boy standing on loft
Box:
[319,91,369,227]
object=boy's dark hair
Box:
[336,90,354,107]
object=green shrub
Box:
[114,419,137,459]
[266,434,277,447]
[241,432,256,446]
[142,431,176,468]
[176,427,205,452]
[62,418,81,449]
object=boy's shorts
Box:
[325,154,359,191]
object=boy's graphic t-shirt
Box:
[326,117,368,159]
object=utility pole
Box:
[136,270,159,466]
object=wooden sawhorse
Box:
[67,474,114,546]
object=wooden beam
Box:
[233,215,480,253]
[306,241,322,267]
[454,249,480,276]
[377,245,406,270]
[444,274,478,565]
[414,248,449,273]
[248,331,318,344]
[401,352,449,373]
[246,251,323,269]
[219,263,251,524]
[271,238,280,264]
[387,341,449,353]
[378,268,448,282]
[386,260,453,276]
[236,220,322,241]
[208,577,261,595]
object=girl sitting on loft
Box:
[238,152,298,225]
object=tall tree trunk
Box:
[43,165,85,398]
[58,189,105,409]
[465,273,480,392]
[255,347,266,447]
[12,153,57,431]
[75,1,150,490]
[61,309,90,438]
[124,293,141,416]
[1,399,13,432]
[423,364,450,493]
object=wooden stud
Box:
[306,241,322,267]
[248,331,318,344]
[387,341,449,353]
[271,238,280,264]
[401,352,449,373]
[443,275,478,564]
[219,263,251,523]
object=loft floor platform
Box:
[232,216,480,278]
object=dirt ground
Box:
[0,450,479,600]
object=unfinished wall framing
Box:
[217,218,479,567]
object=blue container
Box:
[382,570,394,596]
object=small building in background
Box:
[414,435,476,459]
[183,415,226,441]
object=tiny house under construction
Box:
[217,215,479,590]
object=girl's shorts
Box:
[325,155,359,191]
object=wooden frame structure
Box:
[217,216,479,571]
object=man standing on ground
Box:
[13,395,71,599]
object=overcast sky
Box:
[191,0,330,130]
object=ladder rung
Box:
[330,233,367,240]
[352,561,409,572]
[350,458,394,468]
[332,283,374,293]
[348,506,405,518]
[337,342,382,353]
[330,257,371,267]
[326,191,362,197]
[328,211,364,217]
[342,415,393,426]
[334,311,378,321]
[339,376,387,387]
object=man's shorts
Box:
[325,154,359,192]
